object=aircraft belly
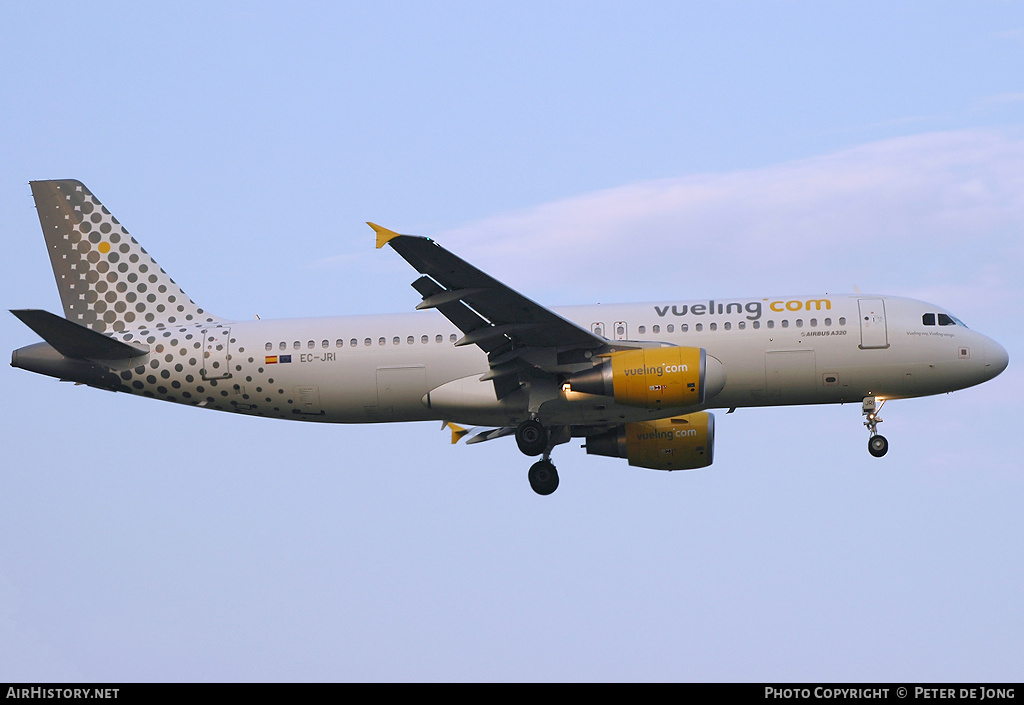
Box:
[538,395,703,426]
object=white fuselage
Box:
[16,180,1009,493]
[101,294,1006,428]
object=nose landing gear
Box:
[862,396,889,457]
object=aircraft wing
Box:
[372,224,610,397]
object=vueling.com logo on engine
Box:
[622,363,688,378]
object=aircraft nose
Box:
[985,338,1009,379]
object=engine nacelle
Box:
[569,347,725,409]
[585,412,715,471]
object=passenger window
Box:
[265,342,272,351]
[824,318,832,326]
[436,334,443,343]
[407,336,414,345]
[795,319,803,328]
[450,334,457,342]
[922,313,935,326]
[336,339,343,348]
[667,324,674,333]
[638,325,646,335]
[421,335,428,344]
[393,337,400,345]
[695,323,703,332]
[781,320,789,328]
[378,337,386,346]
[279,342,286,351]
[709,323,717,331]
[652,325,660,334]
[679,324,687,332]
[350,338,358,347]
[767,320,775,329]
[724,322,731,331]
[752,321,760,329]
[322,340,329,348]
[738,321,746,330]
[364,338,371,347]
[839,317,847,325]
[308,340,315,349]
[293,341,301,350]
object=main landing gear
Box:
[528,458,559,496]
[516,418,560,495]
[862,396,889,458]
[515,418,548,456]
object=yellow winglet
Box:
[441,421,470,444]
[368,222,402,249]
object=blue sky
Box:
[2,1,1022,681]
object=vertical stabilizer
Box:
[30,179,222,333]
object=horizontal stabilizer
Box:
[11,309,148,360]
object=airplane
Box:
[11,180,1009,495]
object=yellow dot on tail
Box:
[98,241,110,254]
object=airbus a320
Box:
[11,180,1009,494]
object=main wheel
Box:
[868,435,889,458]
[528,460,559,495]
[515,419,548,457]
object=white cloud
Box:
[994,28,1024,43]
[435,129,1024,311]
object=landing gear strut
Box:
[862,396,889,457]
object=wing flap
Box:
[465,426,517,445]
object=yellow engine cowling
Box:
[585,412,715,471]
[569,347,725,409]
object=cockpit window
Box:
[923,312,968,328]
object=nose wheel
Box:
[862,396,889,457]
[868,434,889,457]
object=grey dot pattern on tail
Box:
[32,179,219,333]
